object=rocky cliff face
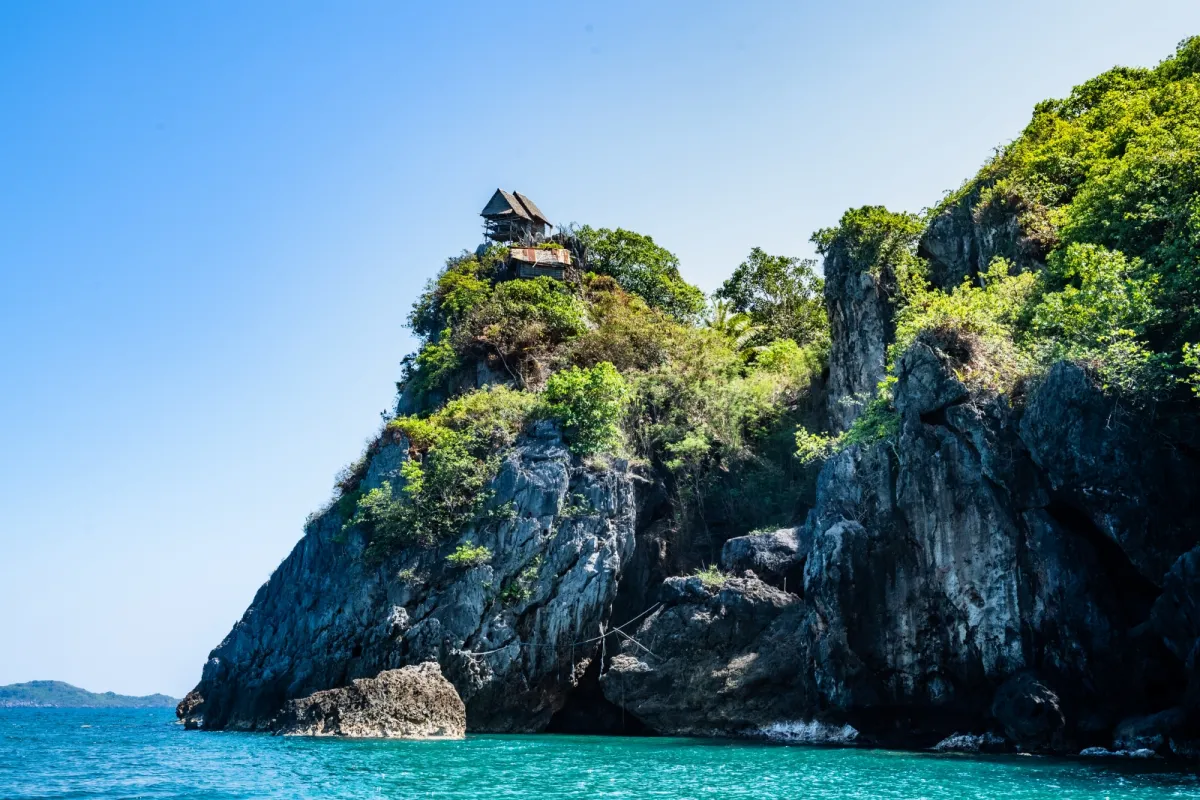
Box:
[823,241,893,433]
[594,215,1200,753]
[179,421,637,733]
[601,343,1199,752]
[917,188,1048,289]
[184,217,1200,755]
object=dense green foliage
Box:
[812,206,925,292]
[1186,343,1200,397]
[340,222,829,564]
[940,36,1200,364]
[457,276,588,387]
[796,39,1200,466]
[714,248,827,347]
[352,387,534,560]
[541,362,630,455]
[894,259,1036,389]
[575,226,707,321]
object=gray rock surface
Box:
[1112,708,1189,754]
[932,732,1009,753]
[1153,547,1200,701]
[892,340,967,418]
[274,662,465,738]
[600,575,809,737]
[601,332,1198,752]
[719,528,805,589]
[991,672,1066,753]
[917,187,1045,289]
[823,240,894,432]
[179,422,637,733]
[1020,362,1200,584]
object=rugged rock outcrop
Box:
[179,421,638,733]
[719,528,805,590]
[917,188,1048,289]
[183,203,1200,756]
[1021,362,1200,585]
[823,240,893,432]
[600,574,810,737]
[274,662,465,738]
[600,329,1198,751]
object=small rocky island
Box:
[182,39,1200,756]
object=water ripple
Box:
[2,709,1199,799]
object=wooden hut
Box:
[480,189,552,244]
[507,246,572,280]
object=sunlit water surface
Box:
[3,709,1200,799]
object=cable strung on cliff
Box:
[462,602,663,659]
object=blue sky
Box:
[1,1,1197,697]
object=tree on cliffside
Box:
[715,247,826,348]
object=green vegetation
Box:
[937,36,1200,373]
[338,38,1200,571]
[541,362,630,455]
[458,277,588,387]
[338,228,830,565]
[893,258,1037,392]
[351,386,535,561]
[795,39,1200,465]
[812,206,925,292]
[1186,343,1200,397]
[575,226,707,321]
[446,542,493,568]
[0,681,177,709]
[715,247,827,348]
[693,565,730,591]
[499,556,543,605]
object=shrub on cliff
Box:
[575,226,706,321]
[446,542,492,568]
[893,257,1036,392]
[812,205,925,295]
[458,277,588,388]
[540,362,630,455]
[354,386,536,559]
[1185,343,1200,397]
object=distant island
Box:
[0,681,178,708]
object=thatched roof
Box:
[480,189,550,226]
[513,193,550,226]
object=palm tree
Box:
[704,299,763,352]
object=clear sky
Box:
[1,1,1197,697]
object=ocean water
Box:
[3,709,1200,799]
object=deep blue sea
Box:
[3,709,1200,799]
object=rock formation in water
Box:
[597,226,1200,753]
[183,244,1200,752]
[183,39,1200,754]
[179,421,637,734]
[274,663,465,738]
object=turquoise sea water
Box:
[3,709,1200,799]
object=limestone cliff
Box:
[179,421,637,733]
[602,346,1200,753]
[599,221,1200,754]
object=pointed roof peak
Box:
[480,189,550,226]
